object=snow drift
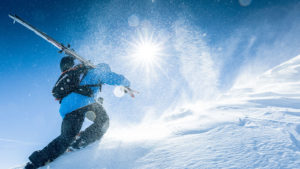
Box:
[37,55,300,169]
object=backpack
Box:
[52,64,101,102]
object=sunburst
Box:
[127,30,165,81]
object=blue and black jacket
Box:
[59,63,130,118]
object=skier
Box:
[25,56,131,169]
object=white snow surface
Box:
[42,56,300,169]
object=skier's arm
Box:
[93,63,130,87]
[102,72,130,87]
[83,63,136,97]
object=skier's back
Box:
[25,56,131,169]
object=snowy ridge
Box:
[42,56,300,168]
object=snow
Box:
[38,55,300,168]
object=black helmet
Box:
[60,56,74,72]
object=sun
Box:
[133,39,161,68]
[127,30,165,78]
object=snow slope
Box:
[41,56,300,169]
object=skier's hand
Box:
[124,87,139,98]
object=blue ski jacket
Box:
[59,63,130,118]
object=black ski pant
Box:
[28,103,109,167]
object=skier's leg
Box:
[71,103,109,149]
[27,108,85,168]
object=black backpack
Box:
[52,65,100,101]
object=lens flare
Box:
[127,30,166,81]
[133,40,161,69]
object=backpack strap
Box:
[73,84,102,97]
[73,65,102,97]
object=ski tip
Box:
[8,14,22,21]
[8,13,17,18]
[8,14,17,23]
[8,14,14,18]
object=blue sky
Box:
[1,0,300,168]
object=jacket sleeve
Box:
[89,63,130,87]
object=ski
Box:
[9,14,137,97]
[8,14,96,68]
